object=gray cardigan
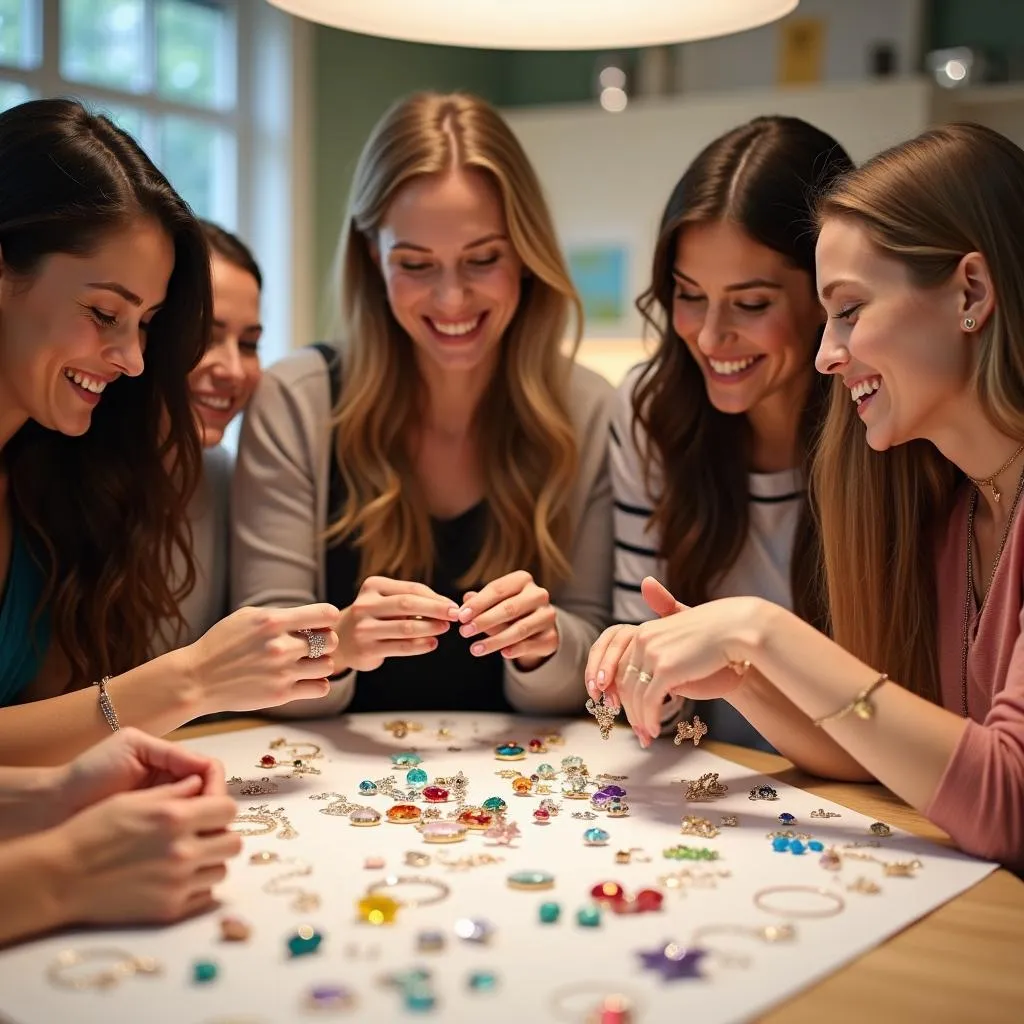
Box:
[230,346,613,716]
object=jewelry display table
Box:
[0,712,1021,1024]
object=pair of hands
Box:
[339,571,558,673]
[179,603,341,715]
[586,577,754,745]
[50,729,240,926]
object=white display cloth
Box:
[0,713,996,1024]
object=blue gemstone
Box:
[790,840,806,855]
[496,744,524,757]
[468,970,499,992]
[287,928,323,957]
[808,840,824,852]
[406,767,428,786]
[403,983,436,1012]
[358,779,378,794]
[778,812,796,824]
[583,827,610,845]
[772,836,790,852]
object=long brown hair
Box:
[327,91,581,589]
[2,99,210,683]
[634,117,852,626]
[814,122,1024,702]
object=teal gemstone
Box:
[482,796,508,813]
[507,869,554,890]
[536,763,556,779]
[406,767,428,786]
[583,827,610,846]
[576,904,601,927]
[468,970,499,992]
[561,755,583,770]
[287,928,323,957]
[391,752,422,767]
[358,779,378,794]
[496,744,524,757]
[403,982,436,1011]
[192,959,218,983]
[538,901,561,923]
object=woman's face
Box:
[0,216,173,440]
[672,220,824,421]
[375,168,524,377]
[815,218,975,452]
[188,253,263,448]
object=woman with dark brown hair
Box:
[0,99,338,764]
[590,116,852,748]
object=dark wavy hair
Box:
[2,98,211,683]
[633,116,853,628]
[199,219,262,290]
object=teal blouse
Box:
[0,523,50,707]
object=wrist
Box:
[147,647,209,720]
[29,826,78,930]
[0,767,67,838]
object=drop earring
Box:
[962,316,977,330]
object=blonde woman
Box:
[592,123,1024,869]
[232,92,612,714]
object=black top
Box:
[312,346,513,713]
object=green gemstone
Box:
[192,959,218,983]
[287,928,323,957]
[468,970,499,992]
[538,901,561,924]
[576,904,601,927]
[507,869,554,891]
[482,796,508,813]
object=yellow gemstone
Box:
[512,777,533,795]
[357,895,400,926]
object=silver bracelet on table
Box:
[94,675,121,732]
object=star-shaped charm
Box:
[483,820,521,846]
[637,942,708,980]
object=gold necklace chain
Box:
[961,469,1024,715]
[967,443,1024,502]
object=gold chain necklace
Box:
[967,444,1024,502]
[961,469,1024,715]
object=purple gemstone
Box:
[590,791,613,806]
[598,785,627,798]
[309,984,354,1008]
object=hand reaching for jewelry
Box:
[179,603,341,715]
[459,570,558,669]
[59,728,227,822]
[55,774,241,925]
[585,577,681,710]
[338,577,460,673]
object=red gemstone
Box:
[529,738,546,752]
[423,786,449,803]
[532,808,551,823]
[590,881,626,904]
[260,755,277,767]
[635,888,664,912]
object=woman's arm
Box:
[0,830,72,947]
[0,766,65,838]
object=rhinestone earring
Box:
[963,316,977,330]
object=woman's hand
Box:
[459,570,557,669]
[54,774,241,925]
[615,585,761,743]
[338,577,459,672]
[585,577,682,708]
[182,604,341,715]
[58,728,226,821]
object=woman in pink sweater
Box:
[589,121,1024,869]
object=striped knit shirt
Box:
[611,364,804,750]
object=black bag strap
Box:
[309,342,342,406]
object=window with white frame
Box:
[0,0,241,229]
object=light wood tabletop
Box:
[173,716,1024,1023]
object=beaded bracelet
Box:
[93,676,120,732]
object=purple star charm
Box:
[638,942,708,980]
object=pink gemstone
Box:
[533,808,551,823]
[423,786,450,803]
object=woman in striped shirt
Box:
[598,116,852,748]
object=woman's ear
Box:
[957,251,996,331]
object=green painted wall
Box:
[928,0,1024,51]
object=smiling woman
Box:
[232,91,613,716]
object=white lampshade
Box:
[266,0,800,51]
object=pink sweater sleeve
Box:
[926,605,1024,868]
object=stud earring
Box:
[963,316,977,331]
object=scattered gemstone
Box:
[638,942,708,980]
[512,776,534,796]
[532,807,551,824]
[349,807,382,827]
[606,799,630,818]
[419,820,468,844]
[597,785,626,798]
[192,959,218,983]
[790,840,806,855]
[481,796,508,814]
[484,820,521,846]
[820,849,843,871]
[635,888,665,913]
[561,755,584,770]
[468,970,499,992]
[870,821,892,837]
[364,856,386,869]
[583,827,611,846]
[457,807,494,830]
[417,929,446,953]
[454,918,494,943]
[536,763,557,780]
[406,767,429,786]
[306,984,355,1011]
[356,895,399,926]
[808,840,824,852]
[422,785,449,803]
[287,925,323,957]
[778,812,797,825]
[403,983,436,1012]
[386,804,422,824]
[358,780,378,795]
[495,743,526,760]
[391,752,422,767]
[218,915,251,942]
[260,754,277,768]
[576,904,602,927]
[507,869,555,891]
[772,836,790,852]
[528,738,546,753]
[538,901,561,924]
[590,881,625,904]
[539,798,560,815]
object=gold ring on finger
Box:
[637,670,653,686]
[624,663,639,675]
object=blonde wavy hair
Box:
[813,122,1024,703]
[326,91,582,589]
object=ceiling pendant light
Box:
[266,1,800,51]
